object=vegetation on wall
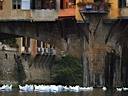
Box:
[51,55,83,86]
[13,56,26,84]
[1,38,18,48]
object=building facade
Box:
[0,0,57,21]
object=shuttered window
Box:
[27,38,30,47]
[22,37,26,47]
[0,1,3,10]
[60,0,64,9]
[31,0,35,9]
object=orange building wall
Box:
[58,0,75,17]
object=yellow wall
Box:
[108,0,118,18]
[0,0,31,19]
[16,37,37,56]
[30,39,37,56]
[16,38,22,53]
[75,0,119,20]
[75,0,82,20]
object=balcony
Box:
[31,0,57,21]
[77,2,111,14]
[31,9,58,21]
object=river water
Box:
[0,88,128,96]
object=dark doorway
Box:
[60,0,64,9]
[105,49,116,88]
[121,44,128,86]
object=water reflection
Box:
[0,88,128,96]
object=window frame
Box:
[12,0,21,9]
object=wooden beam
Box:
[77,23,89,43]
[80,13,91,33]
[116,25,128,44]
[109,20,122,39]
[93,17,102,36]
[57,20,63,37]
[105,20,121,44]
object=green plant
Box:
[101,2,111,11]
[102,2,111,8]
[1,38,18,48]
[77,1,86,7]
[93,1,111,11]
[51,55,83,86]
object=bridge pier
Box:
[79,10,123,87]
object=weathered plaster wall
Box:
[46,32,82,59]
[119,8,128,17]
[0,1,57,21]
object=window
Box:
[0,1,3,10]
[22,37,30,47]
[119,0,128,7]
[13,0,21,9]
[21,0,30,10]
[60,0,76,9]
[69,0,76,7]
[31,0,55,9]
[22,37,30,52]
[37,40,41,47]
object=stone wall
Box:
[0,51,53,84]
[0,51,17,84]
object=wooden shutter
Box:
[60,0,64,9]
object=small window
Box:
[17,0,21,9]
[66,2,68,8]
[13,0,17,9]
[119,0,128,8]
[37,40,41,47]
[12,0,21,9]
[22,37,26,46]
[27,38,30,47]
[22,37,30,47]
[0,1,3,10]
[43,42,45,48]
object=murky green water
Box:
[0,89,128,96]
